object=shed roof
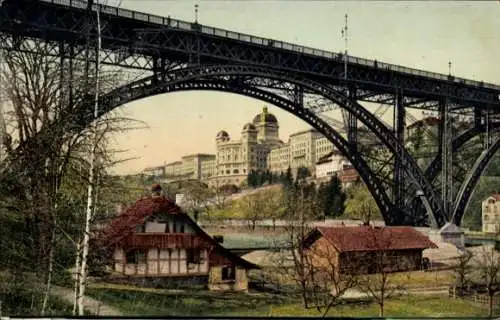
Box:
[306,226,438,253]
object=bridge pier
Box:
[429,222,465,250]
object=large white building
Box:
[482,194,500,233]
[144,106,350,186]
[211,106,283,186]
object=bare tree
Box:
[452,250,473,289]
[0,33,140,314]
[304,238,360,316]
[474,246,500,318]
[272,182,321,308]
[357,227,406,317]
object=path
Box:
[51,286,122,316]
[341,285,449,299]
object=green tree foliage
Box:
[317,175,346,218]
[463,176,500,230]
[343,183,382,224]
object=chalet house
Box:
[303,226,437,275]
[97,185,258,291]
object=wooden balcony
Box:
[121,233,210,249]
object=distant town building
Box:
[303,226,437,275]
[97,186,258,291]
[482,194,500,233]
[142,165,165,178]
[315,150,349,182]
[315,151,360,188]
[143,106,349,186]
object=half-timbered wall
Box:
[113,247,209,276]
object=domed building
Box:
[211,106,284,186]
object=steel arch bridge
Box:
[1,0,500,228]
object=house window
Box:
[221,266,236,281]
[125,250,146,264]
[135,224,145,233]
[187,249,201,264]
[165,223,170,233]
[179,223,185,233]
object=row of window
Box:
[135,222,185,234]
[125,248,203,264]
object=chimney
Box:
[151,184,162,197]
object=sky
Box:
[104,0,500,175]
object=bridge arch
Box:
[452,136,500,226]
[91,64,443,225]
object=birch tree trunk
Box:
[77,1,101,314]
[41,227,56,315]
[73,238,81,315]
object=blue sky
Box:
[105,0,500,174]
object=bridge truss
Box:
[1,0,500,227]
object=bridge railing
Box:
[38,0,500,91]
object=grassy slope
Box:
[86,286,495,317]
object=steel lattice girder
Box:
[452,136,500,225]
[425,122,500,183]
[87,64,444,226]
[1,0,500,109]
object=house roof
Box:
[98,194,258,269]
[306,226,438,252]
[490,194,500,201]
[407,116,440,129]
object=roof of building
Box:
[316,150,343,165]
[216,130,230,139]
[165,161,182,166]
[242,122,257,131]
[338,168,359,183]
[252,106,278,125]
[289,128,320,138]
[181,153,216,159]
[407,116,440,129]
[97,192,258,269]
[489,194,500,201]
[304,226,438,252]
[143,165,165,172]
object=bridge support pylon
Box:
[428,222,465,250]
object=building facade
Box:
[482,194,500,233]
[210,106,283,186]
[98,186,257,291]
[268,129,334,177]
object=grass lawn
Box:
[86,286,497,317]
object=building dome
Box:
[216,130,230,140]
[242,123,257,131]
[252,106,278,125]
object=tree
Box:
[474,246,500,318]
[239,191,266,231]
[0,34,139,315]
[357,227,406,317]
[344,183,382,225]
[452,250,473,288]
[318,175,346,219]
[304,235,360,316]
[296,166,311,181]
[260,186,285,231]
[179,180,213,220]
[273,181,322,308]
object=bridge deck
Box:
[40,0,499,91]
[1,0,500,108]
